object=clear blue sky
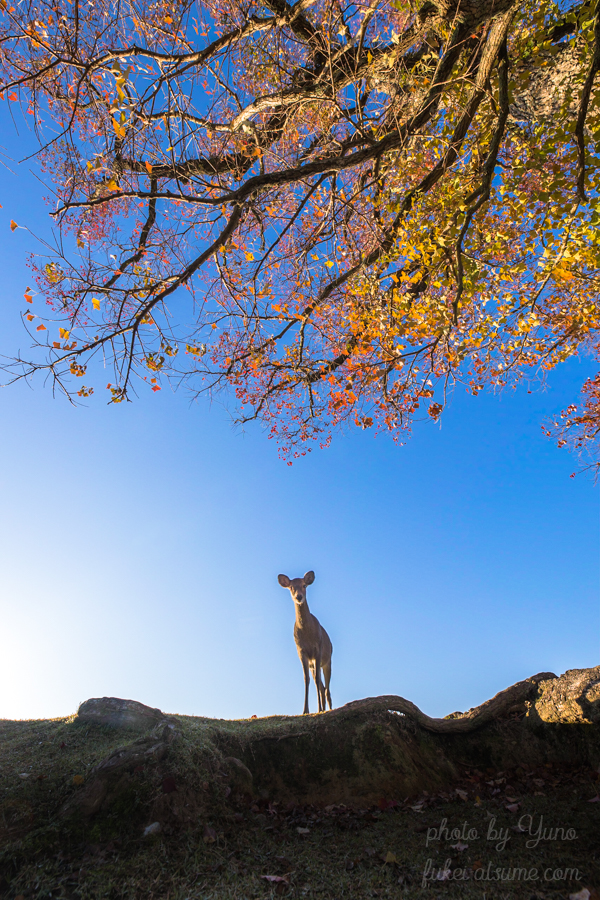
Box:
[0,115,597,722]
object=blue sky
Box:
[0,114,598,723]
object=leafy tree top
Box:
[1,0,599,464]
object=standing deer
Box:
[278,570,333,715]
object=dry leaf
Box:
[203,824,217,843]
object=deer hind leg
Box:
[312,655,325,712]
[301,655,311,715]
[322,659,333,710]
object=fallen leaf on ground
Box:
[72,775,84,785]
[203,824,217,843]
[296,826,310,834]
[262,874,290,884]
[451,842,468,852]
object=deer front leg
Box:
[301,654,310,715]
[313,653,324,712]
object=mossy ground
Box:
[0,715,598,900]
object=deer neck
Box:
[294,599,311,629]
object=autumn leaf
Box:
[72,775,84,785]
[203,824,217,843]
[145,161,153,174]
[10,220,18,231]
[59,328,70,339]
[92,297,101,310]
[36,323,47,331]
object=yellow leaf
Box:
[92,297,101,310]
[553,266,574,281]
[325,260,334,268]
[311,254,319,260]
[245,252,254,261]
[59,327,70,339]
[384,852,397,864]
[106,179,118,191]
[111,118,126,138]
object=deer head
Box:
[278,570,315,605]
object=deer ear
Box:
[278,574,291,588]
[303,570,315,585]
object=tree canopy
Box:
[1,0,599,461]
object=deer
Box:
[278,570,333,715]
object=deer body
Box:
[278,571,332,715]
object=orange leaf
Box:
[145,160,153,174]
[8,92,17,102]
[10,219,18,231]
[53,341,60,348]
[24,293,33,303]
[36,323,47,331]
[26,314,35,321]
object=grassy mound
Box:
[1,671,599,899]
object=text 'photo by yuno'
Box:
[1,0,600,467]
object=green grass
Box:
[0,715,598,900]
